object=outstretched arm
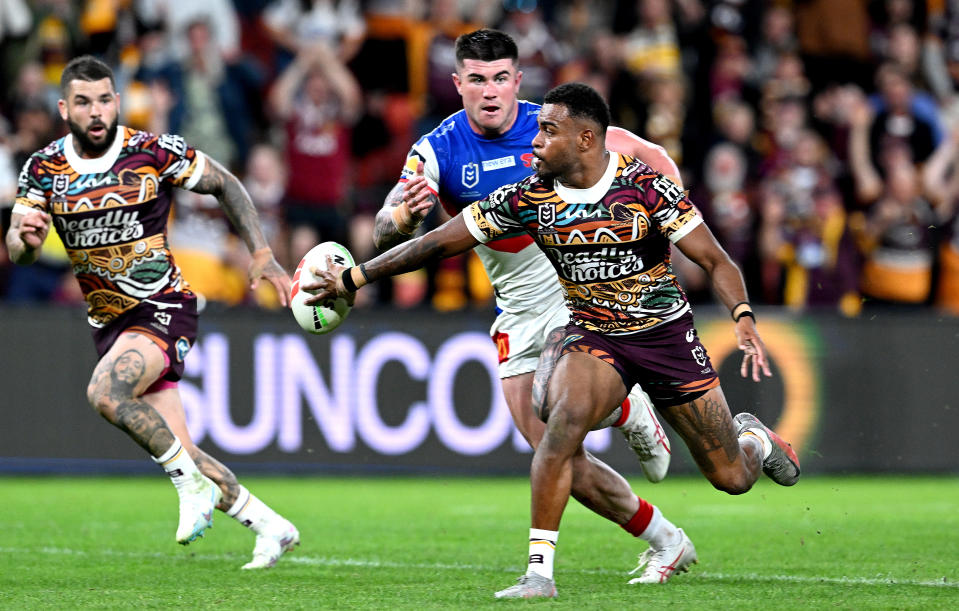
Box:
[303,213,479,305]
[675,223,771,382]
[373,160,440,250]
[192,155,292,306]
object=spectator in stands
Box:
[262,0,366,62]
[268,41,362,266]
[499,6,568,103]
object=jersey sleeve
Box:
[400,139,441,194]
[12,154,49,216]
[147,133,207,191]
[462,182,525,244]
[637,172,702,243]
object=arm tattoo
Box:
[194,158,269,252]
[373,182,441,250]
[364,229,450,283]
[531,327,567,422]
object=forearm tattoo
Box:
[195,159,268,252]
[364,229,448,283]
[531,327,567,423]
[373,182,441,250]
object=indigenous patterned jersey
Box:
[14,127,206,327]
[400,100,561,315]
[464,153,703,335]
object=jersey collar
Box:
[63,126,125,175]
[554,152,619,204]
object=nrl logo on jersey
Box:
[461,162,479,188]
[538,203,556,227]
[52,174,70,195]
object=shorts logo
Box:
[691,345,707,367]
[154,311,171,326]
[175,337,191,362]
[493,331,510,363]
[685,329,695,343]
[462,162,479,188]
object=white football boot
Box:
[242,519,300,570]
[494,573,557,599]
[176,473,222,545]
[628,528,698,584]
[618,386,671,482]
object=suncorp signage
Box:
[178,331,611,458]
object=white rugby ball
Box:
[290,241,355,334]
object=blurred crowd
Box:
[3,0,959,317]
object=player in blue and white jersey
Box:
[372,29,685,583]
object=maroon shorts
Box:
[91,292,198,383]
[560,311,719,407]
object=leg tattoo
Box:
[531,327,566,423]
[114,399,176,456]
[193,452,240,508]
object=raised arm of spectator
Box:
[923,123,959,207]
[846,91,883,204]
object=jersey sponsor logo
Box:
[461,162,479,188]
[493,331,510,363]
[435,120,455,137]
[17,158,31,189]
[157,133,187,157]
[73,174,114,191]
[520,153,534,168]
[53,209,145,248]
[651,175,684,206]
[481,156,516,171]
[545,245,645,283]
[566,207,605,219]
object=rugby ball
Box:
[290,241,355,334]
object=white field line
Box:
[1,547,955,589]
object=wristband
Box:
[391,201,422,235]
[731,301,753,322]
[340,266,368,293]
[358,263,371,283]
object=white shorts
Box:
[489,296,570,379]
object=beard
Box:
[67,116,118,155]
[532,156,558,182]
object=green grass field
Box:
[1,475,956,609]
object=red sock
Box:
[621,496,653,537]
[612,397,631,428]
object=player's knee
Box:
[86,381,116,420]
[708,469,754,495]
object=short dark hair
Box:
[454,29,518,65]
[60,55,115,96]
[543,83,611,133]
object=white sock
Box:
[226,485,282,535]
[742,427,772,459]
[526,528,558,579]
[637,506,680,549]
[151,437,201,493]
